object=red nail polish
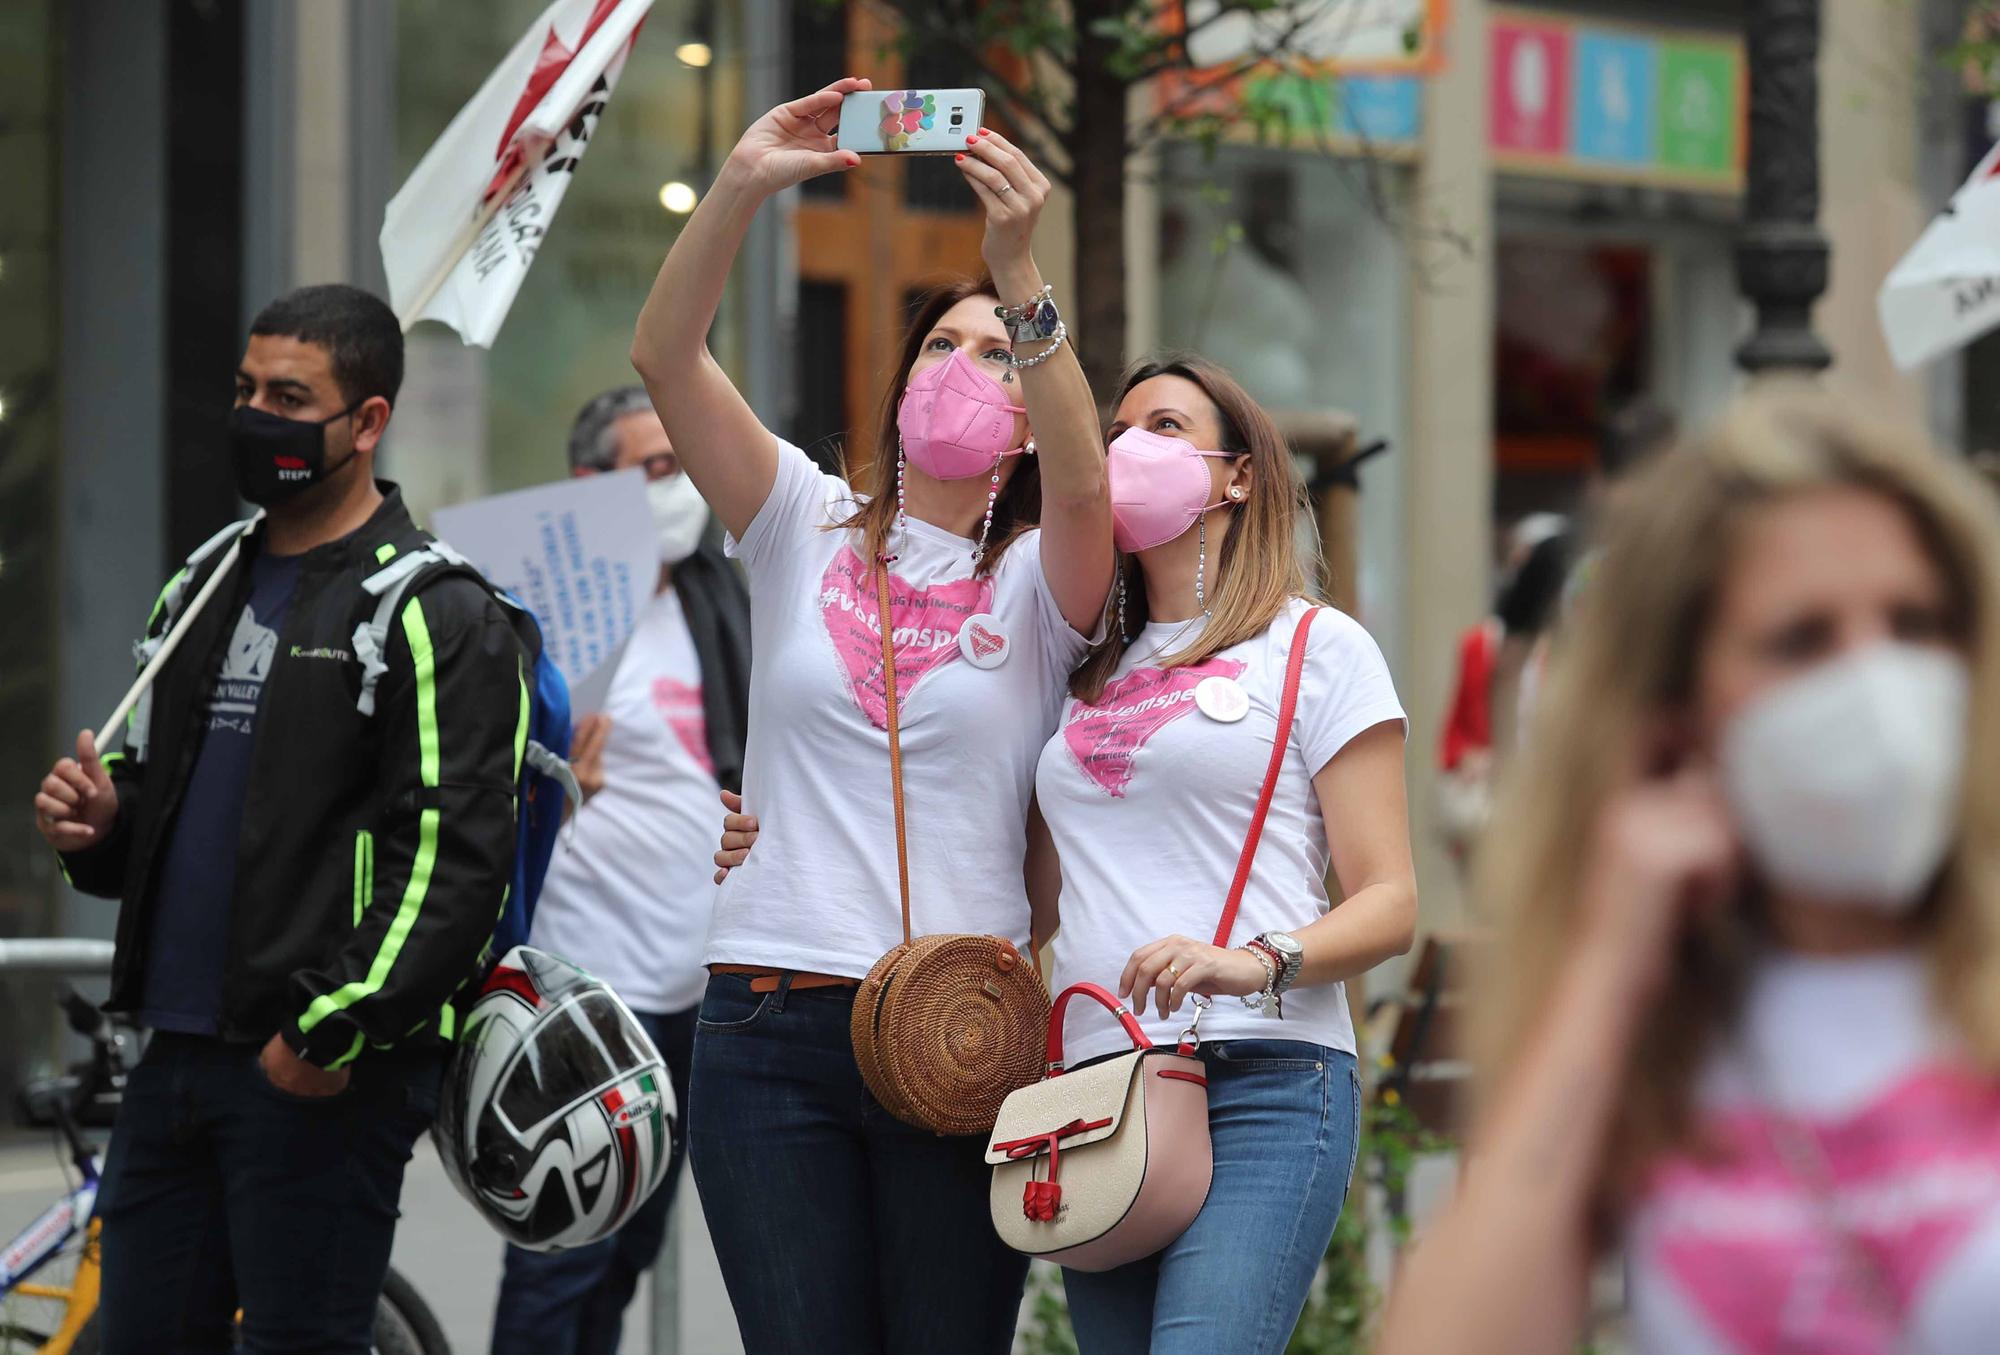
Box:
[966,135,978,145]
[955,154,965,162]
[980,127,992,136]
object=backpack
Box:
[353,542,579,966]
[133,523,577,971]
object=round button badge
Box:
[1194,676,1250,723]
[959,614,1010,670]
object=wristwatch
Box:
[1254,931,1304,1010]
[995,285,1062,345]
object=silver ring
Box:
[996,183,1013,194]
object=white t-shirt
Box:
[1037,599,1406,1065]
[1627,950,2000,1354]
[705,437,1091,976]
[529,587,720,1013]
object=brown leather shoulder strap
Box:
[877,562,914,946]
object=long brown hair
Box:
[1474,385,2000,1222]
[833,275,1040,575]
[1070,354,1322,702]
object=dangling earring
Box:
[1195,514,1210,616]
[1116,570,1128,642]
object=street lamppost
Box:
[1736,0,1833,375]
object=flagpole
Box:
[398,156,534,334]
[95,535,248,749]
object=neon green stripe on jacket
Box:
[298,595,441,1038]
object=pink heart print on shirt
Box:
[650,677,715,777]
[1063,657,1248,797]
[1645,1065,2000,1352]
[818,546,995,729]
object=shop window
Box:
[1493,237,1651,516]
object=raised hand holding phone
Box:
[723,76,871,199]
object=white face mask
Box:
[1719,644,1969,912]
[645,473,707,565]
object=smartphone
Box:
[836,88,986,155]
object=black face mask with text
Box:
[229,401,364,506]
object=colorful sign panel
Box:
[1491,20,1572,156]
[1659,40,1739,174]
[1489,8,1743,189]
[1572,32,1657,166]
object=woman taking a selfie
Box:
[1378,389,2000,1355]
[631,77,1111,1352]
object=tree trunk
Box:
[1070,4,1132,411]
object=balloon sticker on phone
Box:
[879,92,937,152]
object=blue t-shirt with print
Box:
[138,548,304,1036]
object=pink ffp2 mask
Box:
[1106,426,1237,553]
[896,348,1029,481]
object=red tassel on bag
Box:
[998,1116,1110,1224]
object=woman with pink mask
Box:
[630,77,1112,1352]
[1033,355,1417,1351]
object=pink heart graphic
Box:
[1063,657,1248,797]
[1648,1065,2000,1353]
[650,677,715,776]
[819,546,994,730]
[970,624,1005,659]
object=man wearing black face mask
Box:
[32,284,529,1353]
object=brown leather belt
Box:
[709,964,862,995]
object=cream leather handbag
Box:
[986,607,1324,1271]
[985,982,1213,1272]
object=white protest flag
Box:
[382,0,653,346]
[1880,139,2000,370]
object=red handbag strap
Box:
[1210,607,1320,949]
[1046,981,1153,1073]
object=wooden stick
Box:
[95,535,248,750]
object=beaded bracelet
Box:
[1004,320,1069,370]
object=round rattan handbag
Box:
[850,563,1050,1135]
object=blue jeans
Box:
[96,1032,444,1355]
[1062,1039,1361,1355]
[490,1005,698,1355]
[687,972,1029,1354]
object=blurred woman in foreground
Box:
[1378,388,2000,1355]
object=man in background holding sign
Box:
[488,387,749,1355]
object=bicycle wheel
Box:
[0,1227,94,1354]
[374,1266,452,1355]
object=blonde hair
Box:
[1474,383,2000,1216]
[1071,354,1324,702]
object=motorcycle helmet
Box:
[435,947,676,1251]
